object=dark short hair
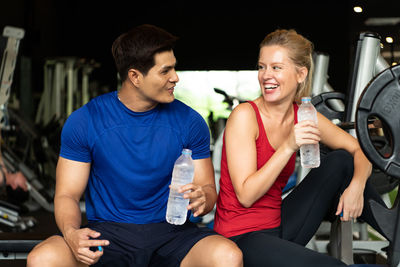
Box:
[111,24,178,81]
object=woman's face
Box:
[257,45,306,104]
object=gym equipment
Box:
[312,33,390,132]
[1,143,54,213]
[0,200,36,231]
[311,52,345,122]
[0,240,41,260]
[356,64,399,178]
[306,32,399,265]
[0,26,66,262]
[355,63,400,267]
[0,26,56,214]
[319,33,400,266]
[345,32,389,137]
[312,91,346,123]
[311,53,347,158]
[35,57,100,126]
[0,25,41,260]
[0,26,24,128]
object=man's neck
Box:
[118,85,158,112]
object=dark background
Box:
[1,0,400,119]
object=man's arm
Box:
[55,156,109,265]
[180,157,216,217]
[54,156,90,236]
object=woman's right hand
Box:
[64,227,109,265]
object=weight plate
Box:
[312,92,345,121]
[356,64,400,178]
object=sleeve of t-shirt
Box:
[59,107,92,163]
[186,111,211,160]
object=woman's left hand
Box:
[179,183,207,217]
[335,182,364,221]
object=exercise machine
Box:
[310,32,400,266]
[35,57,100,126]
[0,25,55,260]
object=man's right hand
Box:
[64,227,110,265]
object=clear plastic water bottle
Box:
[298,97,320,168]
[166,149,195,225]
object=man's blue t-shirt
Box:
[60,91,210,224]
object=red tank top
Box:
[214,101,298,237]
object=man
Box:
[27,24,242,267]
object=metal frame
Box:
[0,26,24,128]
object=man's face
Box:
[138,50,179,105]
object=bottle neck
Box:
[182,148,192,156]
[301,97,311,104]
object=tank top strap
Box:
[247,101,267,140]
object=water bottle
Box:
[166,149,195,225]
[298,97,320,168]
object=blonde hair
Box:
[259,29,314,103]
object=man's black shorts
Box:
[84,220,217,267]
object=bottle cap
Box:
[182,149,192,155]
[301,96,311,103]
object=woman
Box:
[214,29,386,266]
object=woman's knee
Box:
[324,149,354,177]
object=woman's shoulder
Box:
[227,101,258,129]
[225,101,259,141]
[231,101,258,119]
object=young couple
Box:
[28,24,386,267]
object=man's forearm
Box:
[54,195,83,236]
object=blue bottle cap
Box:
[182,149,192,155]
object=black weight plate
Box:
[312,92,345,121]
[369,168,399,195]
[356,64,400,178]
